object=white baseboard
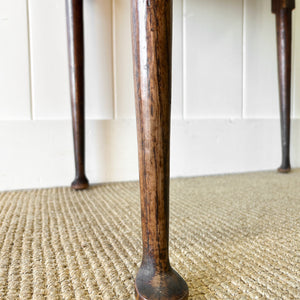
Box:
[0,118,298,191]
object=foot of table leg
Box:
[272,0,295,173]
[71,175,89,190]
[66,0,89,189]
[135,263,188,300]
[131,0,188,299]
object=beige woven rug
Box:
[0,170,299,299]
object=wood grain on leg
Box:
[131,0,188,299]
[272,0,295,173]
[66,0,89,190]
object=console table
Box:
[65,0,295,298]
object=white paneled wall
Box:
[184,0,243,118]
[244,0,279,118]
[0,0,31,120]
[0,0,300,190]
[294,4,300,117]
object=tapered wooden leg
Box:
[66,0,89,190]
[131,1,188,299]
[272,0,295,173]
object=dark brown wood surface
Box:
[272,0,295,13]
[131,0,188,299]
[272,0,295,173]
[66,0,89,190]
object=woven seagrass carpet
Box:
[0,170,299,299]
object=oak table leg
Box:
[272,0,295,173]
[131,0,188,299]
[66,0,89,190]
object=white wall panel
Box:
[84,0,114,119]
[113,0,135,119]
[172,0,184,119]
[0,0,31,120]
[28,0,71,119]
[28,0,113,120]
[184,0,243,118]
[293,4,300,118]
[243,0,279,118]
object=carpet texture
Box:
[0,170,299,299]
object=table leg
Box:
[131,0,188,299]
[272,0,295,173]
[66,0,89,190]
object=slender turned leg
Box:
[272,0,295,173]
[131,1,188,299]
[66,0,89,190]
